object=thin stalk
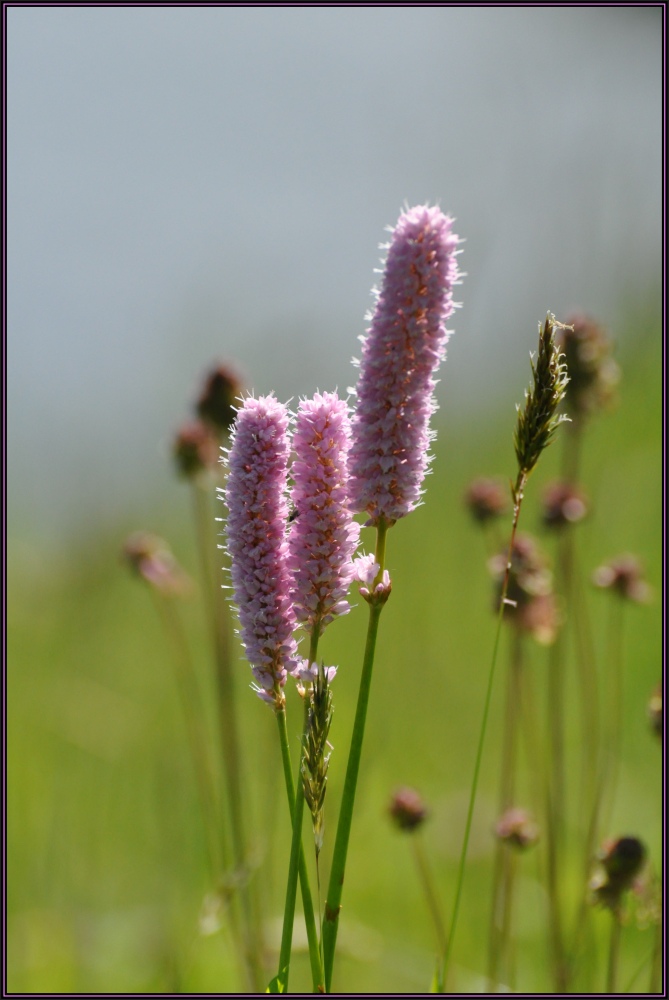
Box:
[322,519,388,993]
[487,631,523,991]
[649,908,662,993]
[193,478,264,990]
[499,848,519,990]
[411,835,449,957]
[442,471,526,987]
[606,908,622,993]
[275,703,324,992]
[153,593,223,878]
[277,630,321,991]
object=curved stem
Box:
[322,519,388,992]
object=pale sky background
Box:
[7,7,662,542]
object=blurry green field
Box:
[7,318,662,994]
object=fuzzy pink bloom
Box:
[223,395,297,706]
[349,205,460,525]
[288,392,360,640]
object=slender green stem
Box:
[322,519,388,992]
[193,478,264,990]
[277,630,321,991]
[275,704,324,992]
[411,835,449,957]
[154,594,223,878]
[487,631,523,991]
[442,472,525,986]
[606,908,622,993]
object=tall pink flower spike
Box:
[348,205,461,526]
[223,395,297,708]
[288,392,360,674]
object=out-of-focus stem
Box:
[443,471,526,988]
[606,908,622,993]
[488,632,523,991]
[153,593,223,878]
[411,835,449,958]
[192,477,264,990]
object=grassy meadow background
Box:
[7,307,662,994]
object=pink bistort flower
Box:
[223,395,298,707]
[349,205,461,525]
[288,392,360,641]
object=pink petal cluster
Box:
[348,205,461,525]
[223,395,298,706]
[288,392,360,637]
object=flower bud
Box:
[389,787,428,832]
[196,363,244,434]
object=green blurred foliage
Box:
[7,314,662,993]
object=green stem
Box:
[606,908,622,993]
[275,703,324,992]
[442,472,526,986]
[154,594,223,878]
[411,835,449,957]
[487,631,523,991]
[278,631,321,991]
[193,479,264,990]
[322,519,388,992]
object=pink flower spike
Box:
[349,205,461,526]
[223,395,297,708]
[288,392,360,642]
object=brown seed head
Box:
[495,807,539,850]
[590,836,647,909]
[464,477,509,524]
[173,420,219,478]
[557,313,620,419]
[389,787,428,833]
[593,554,651,603]
[541,480,589,529]
[196,363,244,434]
[122,532,191,596]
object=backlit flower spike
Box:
[223,395,297,709]
[288,391,360,645]
[348,205,461,526]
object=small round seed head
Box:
[196,362,245,434]
[389,787,428,832]
[122,531,191,596]
[593,554,651,603]
[647,684,662,740]
[495,808,539,850]
[173,419,219,478]
[541,480,589,529]
[489,535,558,644]
[557,313,620,419]
[590,836,647,909]
[464,477,509,524]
